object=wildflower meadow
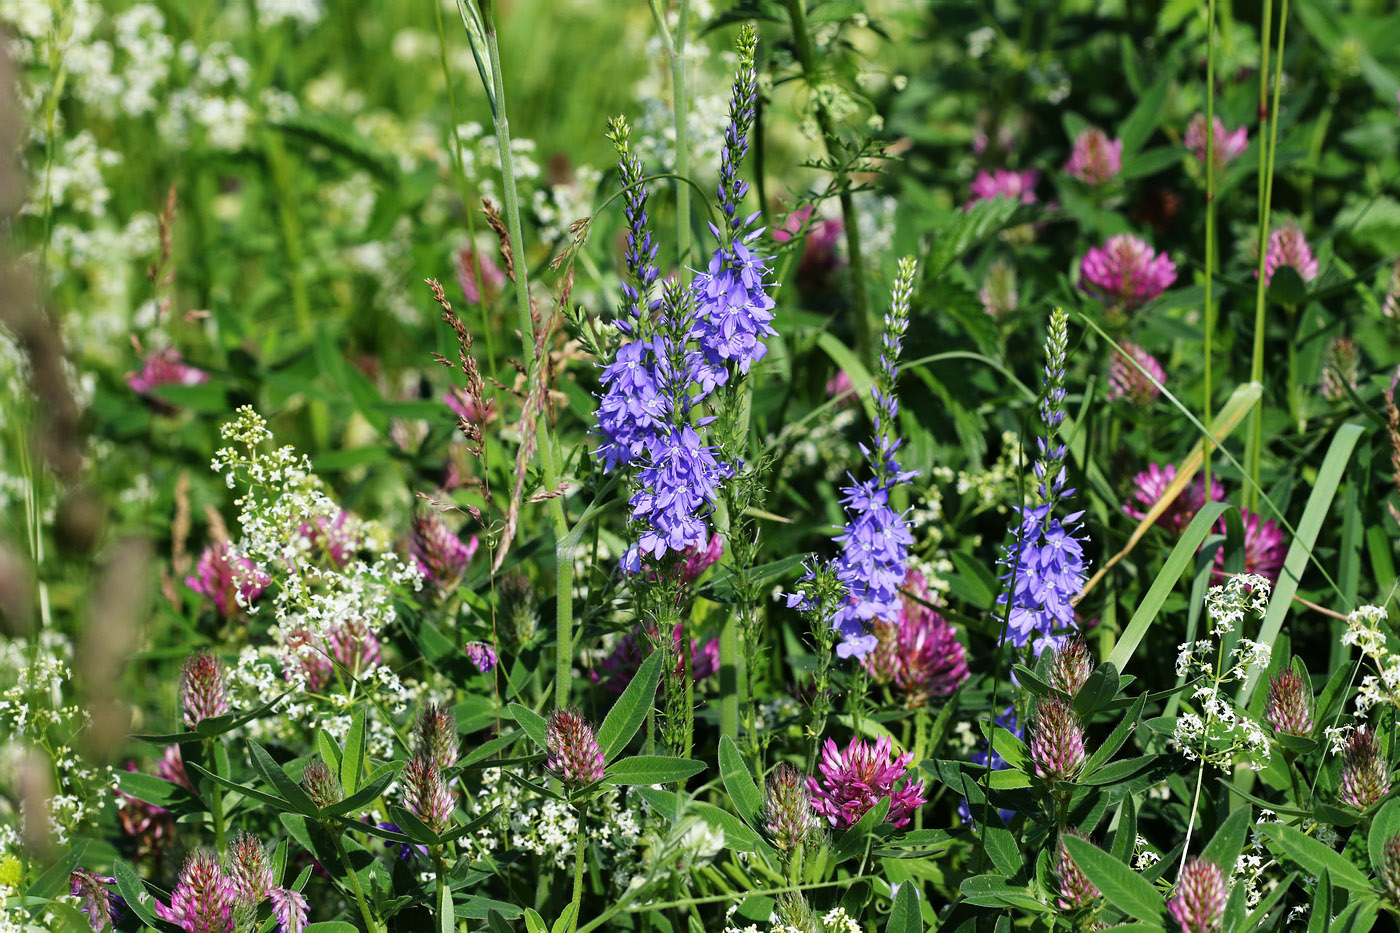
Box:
[6,0,1400,930]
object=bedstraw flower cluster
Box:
[1171,575,1274,771]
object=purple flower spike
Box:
[1106,342,1165,407]
[764,763,818,852]
[1065,127,1122,186]
[1168,858,1228,933]
[1079,234,1177,310]
[410,512,478,591]
[1340,725,1390,811]
[415,703,459,772]
[1030,698,1086,781]
[1380,833,1400,906]
[1186,114,1248,169]
[186,542,269,620]
[180,650,229,728]
[1056,830,1099,910]
[1264,223,1319,286]
[1264,669,1313,737]
[806,735,925,830]
[966,169,1039,209]
[227,832,273,906]
[156,849,235,933]
[1049,636,1094,697]
[301,761,342,810]
[546,708,606,786]
[402,751,454,834]
[269,887,308,933]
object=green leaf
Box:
[1307,871,1331,933]
[524,908,549,933]
[1073,663,1122,716]
[886,881,921,933]
[342,709,367,795]
[305,924,362,933]
[185,761,297,813]
[958,874,1050,912]
[926,196,1022,278]
[24,840,87,900]
[719,735,764,828]
[509,703,551,754]
[1201,806,1253,876]
[605,755,705,785]
[113,858,161,927]
[1083,693,1146,776]
[816,332,878,426]
[1259,822,1372,893]
[248,741,321,816]
[832,798,891,864]
[598,649,664,761]
[1370,798,1400,873]
[1239,423,1365,705]
[455,896,525,920]
[114,771,199,812]
[1109,502,1232,671]
[438,880,454,933]
[1116,74,1169,152]
[317,728,342,774]
[979,721,1029,773]
[1062,835,1164,922]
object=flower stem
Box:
[783,0,874,368]
[568,804,588,933]
[1202,0,1217,505]
[205,739,226,855]
[331,829,382,933]
[481,10,574,708]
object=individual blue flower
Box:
[595,338,669,470]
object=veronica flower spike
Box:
[823,257,919,659]
[996,307,1089,655]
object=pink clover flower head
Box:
[1185,114,1248,169]
[1079,234,1177,309]
[1263,223,1319,286]
[455,244,506,305]
[1122,463,1224,536]
[679,533,724,585]
[966,169,1039,210]
[862,569,968,706]
[186,541,270,620]
[410,511,479,591]
[1168,858,1228,933]
[1064,127,1122,186]
[1106,341,1165,407]
[591,622,720,694]
[806,734,925,829]
[156,849,236,933]
[1214,509,1286,584]
[126,348,209,413]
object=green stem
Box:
[568,805,588,933]
[481,14,574,708]
[671,0,692,277]
[784,0,874,368]
[205,739,226,854]
[1244,0,1287,512]
[331,830,382,933]
[1203,0,1217,504]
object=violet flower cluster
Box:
[805,257,919,659]
[996,307,1089,656]
[593,30,775,574]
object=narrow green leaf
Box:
[1200,806,1253,876]
[1084,694,1146,776]
[979,721,1029,773]
[1307,872,1331,933]
[342,709,367,795]
[248,741,321,816]
[1062,836,1164,922]
[524,908,549,933]
[185,761,297,813]
[1073,663,1122,716]
[321,762,402,817]
[719,735,764,828]
[1240,423,1365,704]
[1109,502,1232,671]
[816,332,878,425]
[1370,798,1400,874]
[113,859,161,927]
[598,649,664,761]
[317,728,342,774]
[113,771,199,812]
[438,880,454,933]
[605,755,705,785]
[305,923,362,933]
[1260,822,1372,893]
[24,841,87,900]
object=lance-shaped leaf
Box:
[597,649,664,761]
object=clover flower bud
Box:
[1056,830,1099,910]
[1264,669,1314,738]
[1263,223,1318,286]
[301,761,341,810]
[545,708,606,786]
[1030,699,1086,782]
[1380,832,1400,906]
[1065,127,1123,186]
[227,831,273,905]
[763,763,818,853]
[1339,725,1390,811]
[179,650,229,728]
[1320,337,1360,403]
[1050,637,1094,696]
[1167,858,1227,933]
[1106,342,1165,407]
[499,573,539,648]
[415,703,458,772]
[409,511,478,592]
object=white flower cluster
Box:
[1234,809,1280,909]
[460,768,647,878]
[0,635,114,845]
[1172,575,1274,771]
[1339,606,1399,719]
